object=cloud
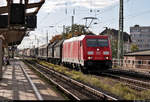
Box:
[42,0,66,13]
[0,0,118,12]
[0,0,6,6]
[41,0,119,13]
[73,0,118,8]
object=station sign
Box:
[0,15,8,28]
[10,4,25,25]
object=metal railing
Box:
[112,59,150,69]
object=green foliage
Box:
[131,44,139,52]
[111,83,139,100]
[140,90,150,99]
[111,40,118,58]
[64,24,95,38]
[65,24,86,35]
[50,24,95,43]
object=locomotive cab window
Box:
[86,39,97,47]
[86,39,108,47]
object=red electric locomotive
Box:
[62,35,112,72]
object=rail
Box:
[101,72,150,91]
[24,60,118,100]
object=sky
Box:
[1,0,150,49]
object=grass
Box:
[112,65,122,69]
[30,59,150,100]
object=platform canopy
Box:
[0,0,45,47]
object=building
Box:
[124,50,150,69]
[100,28,132,53]
[130,25,150,50]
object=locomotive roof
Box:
[64,35,108,43]
[64,35,85,43]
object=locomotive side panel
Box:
[62,36,85,66]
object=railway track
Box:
[23,57,150,92]
[107,69,150,81]
[99,69,150,91]
[24,60,118,100]
[100,73,150,91]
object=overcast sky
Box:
[1,0,149,49]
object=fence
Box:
[112,59,150,69]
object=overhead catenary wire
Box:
[39,0,129,30]
[23,0,149,49]
[94,0,148,30]
[96,0,131,16]
[38,0,119,27]
[75,0,131,29]
[100,9,150,25]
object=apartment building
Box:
[130,25,150,50]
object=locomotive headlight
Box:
[88,56,93,60]
[103,51,109,55]
[105,57,109,60]
[97,48,100,51]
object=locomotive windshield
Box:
[86,39,108,47]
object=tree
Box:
[131,44,139,52]
[49,24,95,43]
[64,24,95,39]
[111,40,118,58]
[50,34,62,43]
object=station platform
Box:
[0,58,64,100]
